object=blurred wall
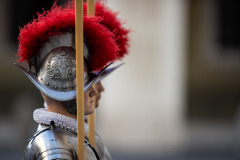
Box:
[96,0,188,155]
[185,0,240,156]
[0,0,57,158]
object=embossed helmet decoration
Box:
[15,1,129,101]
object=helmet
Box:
[16,2,123,101]
[83,1,131,82]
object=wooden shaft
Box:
[87,0,96,148]
[87,0,95,15]
[75,0,85,159]
[88,101,96,147]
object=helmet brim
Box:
[95,63,124,84]
[15,63,110,101]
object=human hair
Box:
[62,99,77,116]
[41,92,77,116]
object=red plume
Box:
[84,2,130,59]
[17,1,119,71]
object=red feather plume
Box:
[17,2,119,71]
[83,2,130,59]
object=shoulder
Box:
[24,125,77,160]
[95,132,112,160]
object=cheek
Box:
[95,94,99,99]
[84,96,89,105]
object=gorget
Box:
[33,108,88,134]
[27,108,99,160]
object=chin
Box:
[85,107,95,115]
[95,102,99,108]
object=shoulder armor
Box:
[95,132,112,160]
[85,121,111,160]
[24,124,97,160]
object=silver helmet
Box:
[15,33,110,101]
[95,63,124,84]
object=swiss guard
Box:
[16,0,129,160]
[83,2,129,160]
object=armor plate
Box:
[24,124,97,160]
[84,122,112,160]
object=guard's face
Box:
[84,86,98,115]
[94,82,105,108]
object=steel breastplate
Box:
[24,124,98,160]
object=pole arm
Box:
[75,0,85,159]
[87,0,96,148]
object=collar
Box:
[33,108,88,134]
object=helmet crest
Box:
[17,1,120,71]
[84,2,130,59]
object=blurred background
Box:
[0,0,240,159]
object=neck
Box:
[46,101,77,119]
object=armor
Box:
[24,108,100,160]
[95,63,124,84]
[24,124,97,160]
[15,33,110,101]
[85,122,112,160]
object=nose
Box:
[99,82,105,92]
[89,86,98,97]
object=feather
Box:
[17,1,119,71]
[84,2,130,59]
